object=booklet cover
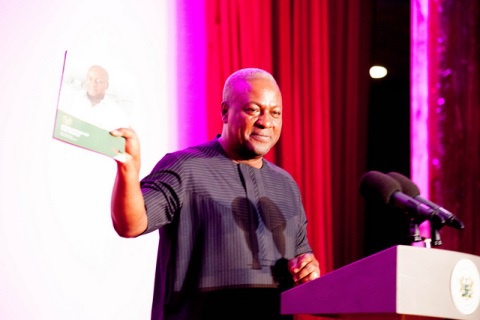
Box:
[53,51,131,162]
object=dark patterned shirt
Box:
[140,138,312,320]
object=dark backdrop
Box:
[364,0,412,256]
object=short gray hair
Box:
[222,68,277,102]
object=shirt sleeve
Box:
[140,153,185,234]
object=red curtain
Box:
[273,0,334,278]
[205,0,274,142]
[328,0,372,268]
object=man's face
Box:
[223,77,283,158]
[85,66,109,101]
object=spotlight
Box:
[369,65,388,79]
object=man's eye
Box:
[272,110,282,117]
[246,108,260,114]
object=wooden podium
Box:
[281,245,480,319]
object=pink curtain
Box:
[427,0,480,255]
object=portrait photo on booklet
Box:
[53,51,133,162]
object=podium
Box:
[281,245,480,319]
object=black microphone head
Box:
[360,171,402,204]
[388,171,465,229]
[387,172,420,197]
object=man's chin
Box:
[247,144,273,158]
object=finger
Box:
[110,128,123,137]
[110,127,135,138]
[289,254,310,270]
[295,271,319,285]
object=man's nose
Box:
[256,112,273,128]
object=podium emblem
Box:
[450,258,480,315]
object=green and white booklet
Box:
[53,51,132,162]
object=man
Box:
[111,68,320,319]
[60,65,130,131]
[85,65,110,106]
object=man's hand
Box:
[111,128,141,170]
[288,252,320,285]
[110,127,146,238]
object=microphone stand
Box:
[431,227,442,246]
[408,220,422,244]
[429,213,444,246]
[408,208,445,248]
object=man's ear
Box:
[221,101,229,123]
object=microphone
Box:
[359,171,445,226]
[386,172,465,230]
